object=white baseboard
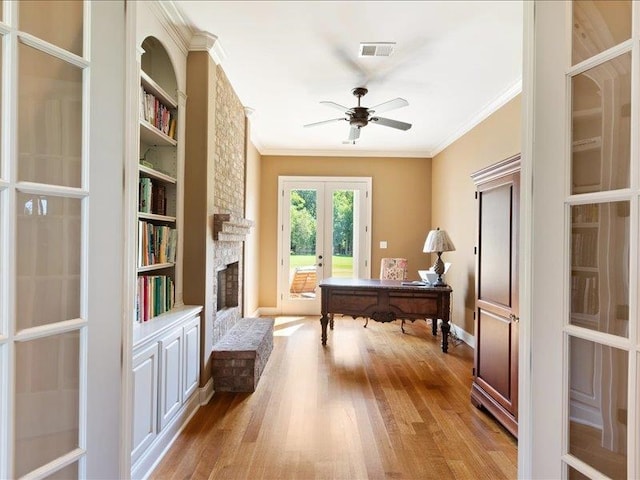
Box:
[451,323,475,348]
[199,377,214,405]
[132,391,201,479]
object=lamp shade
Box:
[423,228,455,253]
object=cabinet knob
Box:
[510,313,520,323]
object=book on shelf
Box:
[168,117,177,139]
[151,183,166,216]
[136,274,175,322]
[139,177,168,216]
[140,87,176,136]
[139,177,152,213]
[137,221,177,267]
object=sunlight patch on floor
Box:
[273,316,307,337]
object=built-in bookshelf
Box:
[136,39,179,324]
[131,14,202,480]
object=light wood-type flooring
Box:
[150,316,517,479]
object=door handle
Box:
[509,314,520,323]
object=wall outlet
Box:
[380,241,387,249]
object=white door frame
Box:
[0,1,125,478]
[277,176,372,315]
[518,1,534,477]
[527,1,639,478]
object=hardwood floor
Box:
[150,316,517,479]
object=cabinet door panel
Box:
[132,343,158,463]
[183,317,200,399]
[477,309,514,405]
[479,183,514,308]
[159,328,182,430]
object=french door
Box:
[0,2,125,478]
[278,177,371,315]
[530,1,637,478]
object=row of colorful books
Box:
[139,177,167,215]
[140,86,177,139]
[138,221,177,267]
[136,275,175,322]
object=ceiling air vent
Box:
[359,42,395,57]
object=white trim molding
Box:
[259,148,432,159]
[431,79,523,157]
[151,1,192,56]
[199,378,214,406]
[189,31,226,65]
[451,323,475,348]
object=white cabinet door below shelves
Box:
[132,342,159,464]
[158,327,183,430]
[183,317,200,399]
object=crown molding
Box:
[470,153,521,184]
[430,78,523,158]
[257,148,431,159]
[190,31,226,65]
[150,1,194,56]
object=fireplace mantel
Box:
[213,214,254,242]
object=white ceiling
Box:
[175,1,523,158]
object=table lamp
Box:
[423,227,455,286]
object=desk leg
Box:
[320,314,328,345]
[441,318,450,353]
[431,318,437,336]
[329,313,334,329]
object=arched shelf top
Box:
[140,36,178,100]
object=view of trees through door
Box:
[279,177,371,315]
[290,188,355,279]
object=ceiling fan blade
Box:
[320,101,351,112]
[304,117,346,128]
[370,116,412,131]
[368,97,408,114]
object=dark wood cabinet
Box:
[470,154,520,438]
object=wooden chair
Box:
[289,266,317,297]
[380,257,408,280]
[364,258,408,329]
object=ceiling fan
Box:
[304,87,412,144]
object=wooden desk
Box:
[319,278,453,353]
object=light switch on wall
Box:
[380,241,387,249]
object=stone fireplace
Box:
[212,214,253,344]
[216,262,239,311]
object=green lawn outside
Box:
[290,254,353,277]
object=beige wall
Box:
[259,155,432,308]
[244,129,261,316]
[183,50,217,386]
[431,95,521,337]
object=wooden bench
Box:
[212,317,274,392]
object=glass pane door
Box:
[279,177,371,315]
[565,2,634,479]
[281,182,324,315]
[2,2,88,478]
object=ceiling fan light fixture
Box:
[304,86,411,142]
[359,42,395,57]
